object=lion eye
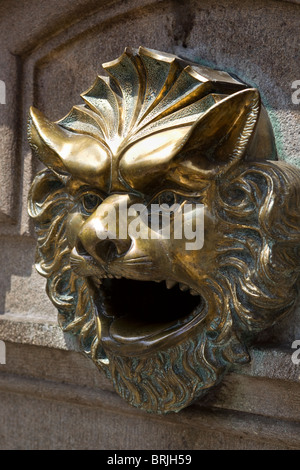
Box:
[81,193,102,213]
[156,191,177,207]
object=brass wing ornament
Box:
[28,47,300,414]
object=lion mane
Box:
[28,159,300,413]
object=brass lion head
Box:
[28,47,300,413]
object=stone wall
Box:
[0,0,299,449]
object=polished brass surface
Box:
[28,47,300,414]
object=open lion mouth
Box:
[93,276,206,357]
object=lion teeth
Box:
[99,357,109,365]
[179,283,188,291]
[166,280,176,289]
[190,289,198,296]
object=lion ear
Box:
[28,107,68,173]
[28,107,111,188]
[174,88,261,178]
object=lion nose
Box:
[77,220,131,265]
[77,238,130,264]
[76,193,133,265]
[95,238,131,263]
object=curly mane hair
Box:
[28,159,300,413]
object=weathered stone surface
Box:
[0,342,299,450]
[0,237,57,319]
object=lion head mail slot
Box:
[27,47,300,414]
